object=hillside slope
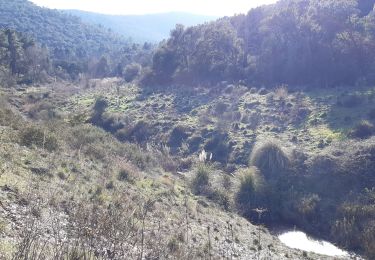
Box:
[0,82,338,260]
[0,0,128,61]
[65,10,218,43]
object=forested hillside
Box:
[0,0,154,81]
[66,10,217,43]
[0,29,51,85]
[146,0,375,87]
[1,0,375,259]
[0,0,127,60]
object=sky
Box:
[29,0,278,16]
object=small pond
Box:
[278,231,350,257]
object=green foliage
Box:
[235,167,264,208]
[118,169,132,182]
[0,103,22,128]
[90,97,125,135]
[0,29,50,84]
[0,1,154,80]
[116,120,154,143]
[146,0,375,87]
[148,20,244,85]
[19,126,58,151]
[204,132,231,164]
[167,125,190,152]
[208,189,231,210]
[191,164,210,194]
[93,97,108,116]
[123,63,141,82]
[249,140,290,178]
[0,0,124,60]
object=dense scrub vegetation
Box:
[1,95,317,259]
[0,29,51,85]
[1,0,375,259]
[234,139,375,259]
[0,0,125,60]
[0,0,154,81]
[145,0,375,87]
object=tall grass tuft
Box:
[191,164,211,195]
[249,140,290,178]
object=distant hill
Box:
[0,0,156,80]
[65,10,218,43]
[0,0,129,61]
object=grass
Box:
[308,126,344,143]
[2,79,375,258]
[249,140,290,178]
[191,164,211,195]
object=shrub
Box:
[204,132,231,164]
[123,63,141,82]
[19,126,58,151]
[167,125,190,151]
[91,97,108,125]
[191,164,210,194]
[208,189,231,210]
[222,174,232,190]
[116,120,153,143]
[235,167,264,208]
[84,144,107,161]
[93,97,108,115]
[118,169,133,182]
[106,181,115,190]
[0,102,23,129]
[67,124,105,150]
[349,120,374,139]
[213,101,228,116]
[249,140,290,178]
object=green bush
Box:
[0,104,23,129]
[204,132,231,164]
[118,169,132,182]
[349,120,374,139]
[191,164,210,194]
[123,63,141,82]
[213,101,228,116]
[249,140,290,178]
[116,120,153,143]
[235,167,264,208]
[19,126,58,151]
[167,125,190,151]
[208,189,231,210]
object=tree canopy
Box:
[146,0,375,88]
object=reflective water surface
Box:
[278,231,349,257]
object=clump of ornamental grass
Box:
[249,140,290,178]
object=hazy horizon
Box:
[29,0,278,16]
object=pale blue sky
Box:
[30,0,278,16]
